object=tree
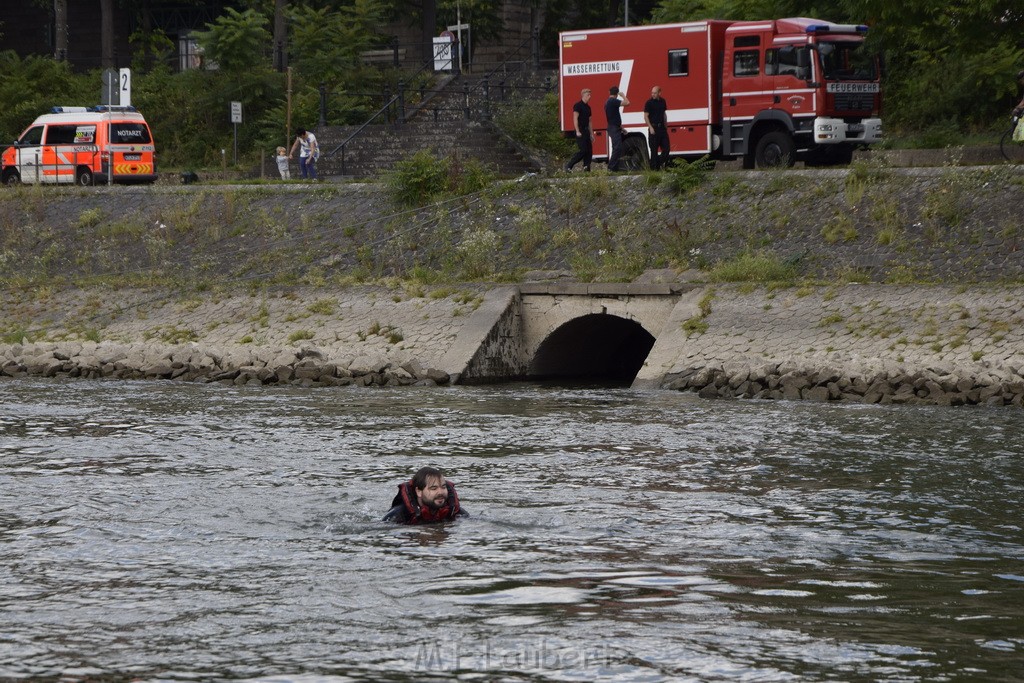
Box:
[194,7,272,72]
[649,0,1024,131]
[273,0,288,70]
[101,0,115,67]
[54,0,68,61]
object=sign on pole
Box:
[434,33,454,72]
[230,101,242,166]
[119,68,132,107]
[101,69,118,105]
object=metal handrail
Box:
[319,30,542,176]
[324,94,401,175]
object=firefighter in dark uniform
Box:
[644,85,670,170]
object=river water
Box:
[1,379,1022,682]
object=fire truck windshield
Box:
[817,40,877,81]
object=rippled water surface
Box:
[1,379,1023,682]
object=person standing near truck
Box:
[643,85,670,170]
[565,88,594,172]
[604,86,629,172]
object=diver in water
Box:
[383,466,468,524]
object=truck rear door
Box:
[108,121,154,178]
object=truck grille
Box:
[834,93,873,111]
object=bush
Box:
[493,92,574,159]
[385,150,496,207]
[662,156,714,195]
[709,251,798,283]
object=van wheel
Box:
[620,135,650,171]
[754,131,796,168]
[75,167,94,186]
[2,170,20,186]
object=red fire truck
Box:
[559,17,882,169]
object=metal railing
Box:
[319,30,549,175]
[1,145,102,185]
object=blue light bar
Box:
[806,23,869,34]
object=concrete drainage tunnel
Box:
[527,314,656,384]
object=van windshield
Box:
[110,123,152,144]
[19,126,44,146]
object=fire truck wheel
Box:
[2,170,20,186]
[75,167,95,186]
[621,135,650,171]
[754,131,796,169]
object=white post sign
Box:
[119,67,132,107]
[230,101,242,165]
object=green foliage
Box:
[661,156,714,195]
[288,3,379,83]
[0,51,94,143]
[194,8,271,73]
[494,92,575,159]
[458,228,502,279]
[709,250,798,283]
[385,150,496,207]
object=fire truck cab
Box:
[559,18,883,169]
[2,105,157,186]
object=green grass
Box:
[709,251,798,283]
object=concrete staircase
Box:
[316,70,554,179]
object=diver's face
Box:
[417,477,448,510]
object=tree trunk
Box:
[100,0,114,68]
[273,0,288,71]
[54,0,69,61]
[140,0,153,71]
[423,0,436,66]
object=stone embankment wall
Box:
[644,284,1024,407]
[4,282,1024,408]
[0,285,512,388]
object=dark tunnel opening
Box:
[528,314,656,384]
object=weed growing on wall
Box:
[385,150,496,208]
[662,156,714,196]
[709,251,798,284]
[458,228,502,280]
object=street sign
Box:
[119,68,132,107]
[230,101,242,124]
[101,69,118,105]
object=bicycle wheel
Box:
[1000,126,1024,163]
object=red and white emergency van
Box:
[559,17,883,169]
[1,105,157,186]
